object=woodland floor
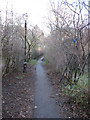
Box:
[2,64,36,118]
[43,64,89,119]
[2,59,89,119]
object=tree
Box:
[26,25,44,60]
[1,8,25,75]
[44,0,90,85]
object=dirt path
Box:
[33,58,60,118]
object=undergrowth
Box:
[43,58,49,65]
[29,59,37,66]
[61,72,88,114]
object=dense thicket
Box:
[44,0,90,85]
[0,11,43,76]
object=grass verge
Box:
[29,59,37,66]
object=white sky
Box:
[0,0,89,35]
[0,0,51,35]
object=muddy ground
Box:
[2,64,36,118]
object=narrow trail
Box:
[33,58,60,118]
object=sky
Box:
[0,0,51,35]
[0,0,89,35]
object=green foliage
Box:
[61,72,88,107]
[43,58,49,65]
[16,75,25,80]
[79,73,88,90]
[29,59,37,66]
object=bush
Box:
[61,73,88,108]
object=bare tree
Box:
[44,0,90,85]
